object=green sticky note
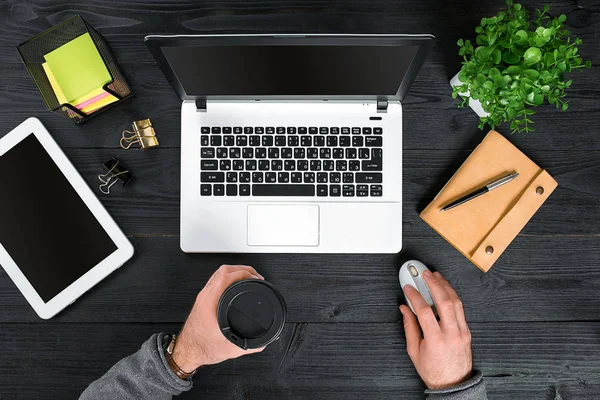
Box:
[43,33,112,104]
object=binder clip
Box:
[98,157,134,195]
[120,118,159,150]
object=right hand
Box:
[399,270,473,390]
[172,265,266,372]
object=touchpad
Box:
[247,205,319,246]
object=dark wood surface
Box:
[1,1,599,399]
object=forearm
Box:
[79,333,193,400]
[425,370,487,400]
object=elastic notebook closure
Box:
[470,169,558,271]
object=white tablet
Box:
[0,118,134,319]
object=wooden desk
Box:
[0,1,599,398]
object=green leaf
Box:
[543,52,555,66]
[493,49,502,64]
[585,60,592,68]
[558,14,567,23]
[513,30,529,44]
[533,92,544,105]
[457,38,464,47]
[542,28,554,38]
[541,85,551,92]
[523,69,540,80]
[543,4,550,12]
[562,102,569,111]
[489,67,501,77]
[504,66,522,76]
[514,3,521,10]
[475,26,484,34]
[523,47,542,65]
[503,52,521,65]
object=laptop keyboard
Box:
[199,126,383,197]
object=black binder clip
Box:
[98,157,133,195]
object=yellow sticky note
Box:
[42,62,67,105]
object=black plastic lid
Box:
[217,279,286,350]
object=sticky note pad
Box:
[43,33,112,104]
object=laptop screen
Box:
[160,45,420,97]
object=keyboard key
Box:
[240,172,251,183]
[294,148,305,159]
[253,185,315,196]
[211,136,222,146]
[212,127,221,134]
[234,127,243,134]
[314,136,325,147]
[343,184,355,197]
[352,137,363,147]
[309,127,318,134]
[242,148,254,158]
[359,148,370,159]
[276,127,285,134]
[291,172,302,183]
[333,148,344,159]
[297,160,309,171]
[236,136,248,146]
[246,160,257,171]
[233,160,244,170]
[317,172,328,183]
[370,185,383,197]
[339,136,351,147]
[330,185,341,196]
[343,172,354,183]
[266,127,275,134]
[362,159,383,171]
[298,127,307,134]
[317,185,328,196]
[216,148,228,158]
[365,137,383,147]
[356,173,383,183]
[202,172,225,182]
[252,172,264,183]
[372,148,383,158]
[262,136,273,146]
[284,160,296,171]
[281,148,293,158]
[352,127,361,135]
[201,135,209,146]
[201,148,215,158]
[336,160,348,171]
[345,148,357,159]
[201,184,211,196]
[229,148,241,158]
[259,160,270,171]
[272,160,283,171]
[341,127,350,134]
[310,160,322,171]
[278,172,290,183]
[301,136,312,147]
[219,160,231,170]
[201,127,210,134]
[226,172,238,183]
[249,136,260,146]
[304,172,315,183]
[265,172,277,183]
[244,127,254,134]
[240,184,251,196]
[201,160,218,170]
[288,136,299,147]
[275,136,286,146]
[223,127,232,134]
[374,127,383,135]
[357,185,369,191]
[287,127,297,134]
[256,147,267,158]
[255,127,264,134]
[327,136,338,147]
[319,148,331,159]
[320,127,329,134]
[357,189,369,197]
[214,184,225,196]
[330,172,341,183]
[331,127,340,135]
[307,148,318,159]
[362,127,372,135]
[226,184,238,196]
[349,160,360,171]
[323,160,335,171]
[268,148,280,158]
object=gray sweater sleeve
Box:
[79,333,192,400]
[425,370,487,400]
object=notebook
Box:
[420,130,558,272]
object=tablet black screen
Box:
[0,134,117,302]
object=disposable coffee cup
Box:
[217,279,287,350]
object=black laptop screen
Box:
[161,45,420,96]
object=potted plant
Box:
[451,0,591,133]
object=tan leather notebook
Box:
[420,130,558,272]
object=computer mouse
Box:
[399,260,436,315]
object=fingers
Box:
[434,272,469,334]
[399,304,422,361]
[422,271,458,331]
[403,285,440,335]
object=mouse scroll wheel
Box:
[409,265,419,277]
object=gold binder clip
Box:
[120,119,159,150]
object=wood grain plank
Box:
[0,322,599,399]
[1,235,599,323]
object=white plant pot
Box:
[450,73,490,118]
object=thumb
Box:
[400,305,422,361]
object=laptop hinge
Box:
[195,98,207,112]
[377,99,388,113]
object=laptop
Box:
[145,34,433,253]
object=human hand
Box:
[172,265,265,372]
[399,270,473,390]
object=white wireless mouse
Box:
[399,260,436,315]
